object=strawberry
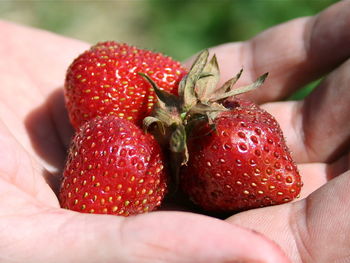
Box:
[59,115,168,216]
[64,41,187,129]
[180,98,302,212]
[142,50,302,213]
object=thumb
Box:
[110,211,291,263]
[21,210,290,263]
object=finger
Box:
[293,159,348,199]
[187,1,350,103]
[226,203,301,263]
[227,171,350,263]
[116,212,290,263]
[7,210,291,263]
[0,20,87,151]
[297,163,327,199]
[0,120,60,206]
[291,171,350,263]
[0,20,88,99]
[297,57,350,163]
[262,57,350,163]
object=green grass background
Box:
[0,0,338,99]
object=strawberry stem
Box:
[140,50,269,192]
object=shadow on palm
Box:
[24,87,73,197]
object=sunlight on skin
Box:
[227,171,350,263]
[0,1,350,262]
[0,21,88,171]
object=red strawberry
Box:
[64,41,187,129]
[180,98,302,212]
[143,50,302,213]
[59,115,168,216]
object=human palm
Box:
[0,2,349,262]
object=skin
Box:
[0,1,349,262]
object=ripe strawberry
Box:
[180,98,302,212]
[143,50,302,213]
[64,41,187,129]
[59,115,168,216]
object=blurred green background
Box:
[0,0,338,98]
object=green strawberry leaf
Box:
[180,50,209,112]
[215,68,243,95]
[195,55,220,103]
[169,124,189,165]
[139,72,179,108]
[210,72,268,102]
[143,116,166,135]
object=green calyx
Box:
[140,49,268,165]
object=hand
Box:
[193,1,349,262]
[0,21,288,263]
[0,1,349,262]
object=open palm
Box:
[0,2,349,262]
